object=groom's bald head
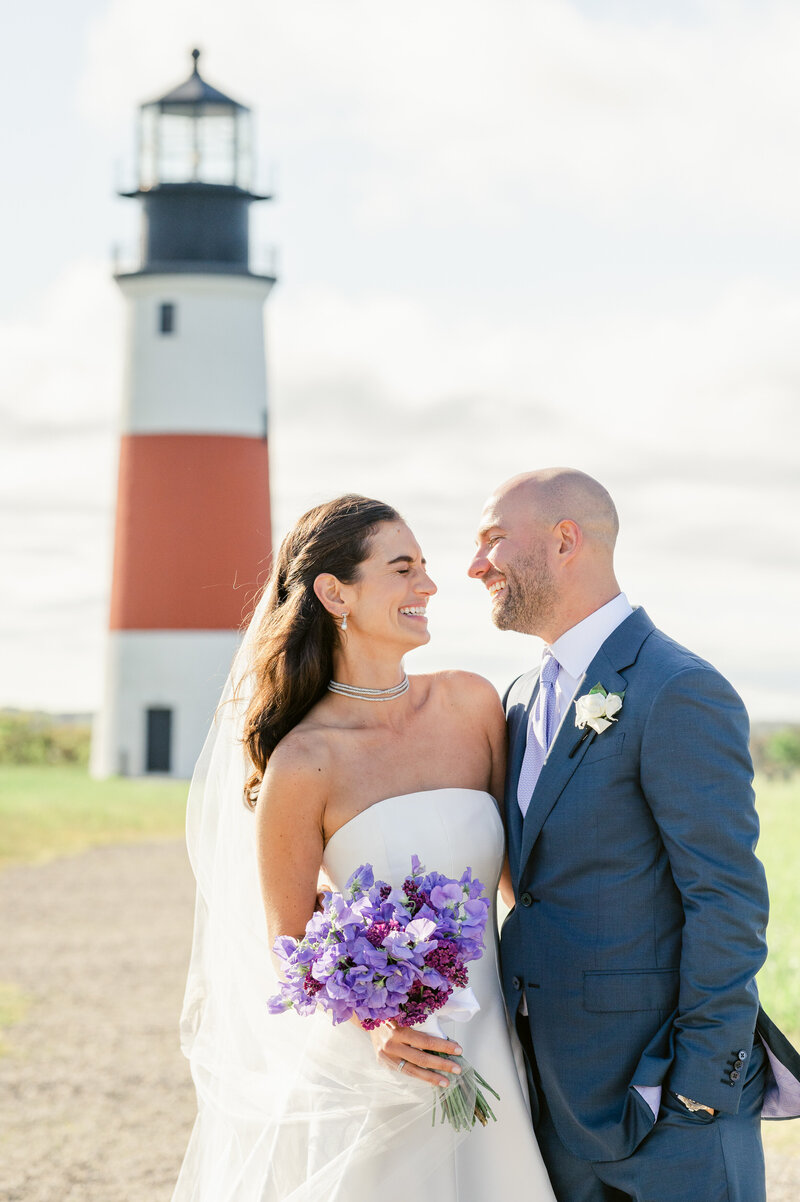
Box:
[495,468,619,552]
[469,467,622,641]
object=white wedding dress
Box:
[318,787,556,1201]
[174,786,555,1202]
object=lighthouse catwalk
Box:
[92,51,275,778]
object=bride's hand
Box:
[368,1021,463,1088]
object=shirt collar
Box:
[548,592,633,680]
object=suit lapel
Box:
[505,670,539,889]
[518,608,655,874]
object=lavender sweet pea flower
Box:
[266,994,291,1014]
[429,882,463,909]
[405,917,437,943]
[311,948,343,981]
[413,902,440,925]
[342,972,368,994]
[326,893,361,925]
[383,962,416,997]
[273,935,299,961]
[430,910,460,937]
[345,863,375,897]
[418,966,450,991]
[362,945,390,972]
[292,943,322,967]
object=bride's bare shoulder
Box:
[263,723,333,794]
[415,669,503,716]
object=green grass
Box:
[755,776,800,1044]
[0,765,188,869]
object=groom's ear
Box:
[555,519,582,561]
[313,572,346,615]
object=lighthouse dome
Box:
[139,49,253,191]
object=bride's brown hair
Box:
[241,494,401,805]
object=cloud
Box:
[77,0,800,231]
[264,279,800,718]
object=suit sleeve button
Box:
[738,1050,748,1060]
[733,1059,743,1070]
[729,1070,741,1082]
[512,976,522,990]
[520,892,533,907]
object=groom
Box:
[469,468,800,1202]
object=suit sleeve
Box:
[640,665,768,1114]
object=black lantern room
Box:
[120,50,272,275]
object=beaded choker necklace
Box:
[327,675,410,702]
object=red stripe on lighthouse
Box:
[109,433,271,630]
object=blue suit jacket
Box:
[501,607,797,1162]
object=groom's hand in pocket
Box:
[368,1021,463,1088]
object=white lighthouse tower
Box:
[92,50,274,778]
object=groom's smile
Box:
[487,577,508,609]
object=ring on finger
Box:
[396,1059,407,1073]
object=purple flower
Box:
[424,939,469,987]
[405,916,437,943]
[273,935,299,961]
[364,919,398,947]
[395,981,453,1027]
[429,882,462,909]
[345,863,375,897]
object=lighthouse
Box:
[92,50,274,778]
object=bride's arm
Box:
[254,732,328,949]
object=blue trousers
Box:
[529,1040,767,1202]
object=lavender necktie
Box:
[517,649,560,817]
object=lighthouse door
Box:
[146,707,173,773]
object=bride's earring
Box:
[341,611,348,632]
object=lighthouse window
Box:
[159,302,176,335]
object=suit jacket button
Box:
[729,1070,741,1082]
[520,892,533,907]
[512,976,522,990]
[733,1059,743,1070]
[738,1050,748,1060]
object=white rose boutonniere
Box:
[574,683,625,735]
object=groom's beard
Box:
[492,548,557,636]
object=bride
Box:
[172,494,555,1201]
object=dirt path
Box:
[0,843,196,1202]
[0,841,797,1200]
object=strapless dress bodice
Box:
[322,788,504,896]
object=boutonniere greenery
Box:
[574,683,625,734]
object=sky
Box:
[2,0,800,719]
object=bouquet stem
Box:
[430,1052,499,1131]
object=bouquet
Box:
[267,856,500,1130]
